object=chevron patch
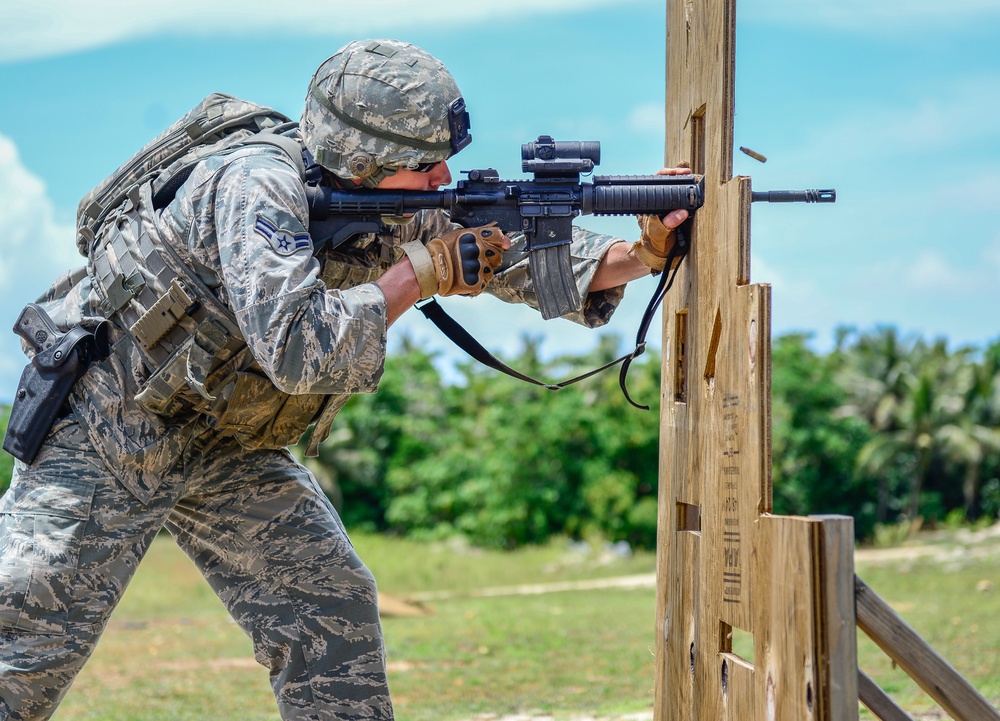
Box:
[254,216,312,256]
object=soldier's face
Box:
[375,161,452,191]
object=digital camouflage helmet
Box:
[301,39,472,188]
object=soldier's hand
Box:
[401,223,507,298]
[631,165,693,272]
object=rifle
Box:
[305,135,834,406]
[306,135,706,320]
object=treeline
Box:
[773,328,1000,539]
[2,326,1000,548]
[303,326,1000,547]
[296,334,664,550]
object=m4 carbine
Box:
[306,135,706,320]
[304,135,834,406]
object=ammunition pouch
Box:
[206,370,327,450]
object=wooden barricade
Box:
[654,1,859,718]
[652,1,999,720]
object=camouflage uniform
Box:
[0,133,628,721]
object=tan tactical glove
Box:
[630,214,678,273]
[400,223,505,298]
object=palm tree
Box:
[835,327,918,520]
[835,326,915,433]
[854,338,990,521]
[950,341,1000,516]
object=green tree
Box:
[293,339,449,531]
[0,404,12,495]
[383,336,596,548]
[771,334,878,537]
[833,326,917,521]
[852,338,989,522]
[574,335,661,548]
[952,339,1000,517]
[369,332,662,549]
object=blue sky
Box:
[1,0,999,399]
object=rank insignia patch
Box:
[254,216,312,255]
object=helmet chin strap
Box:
[357,165,397,188]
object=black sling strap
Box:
[416,223,690,409]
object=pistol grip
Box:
[13,303,61,353]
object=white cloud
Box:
[0,134,80,391]
[901,250,968,294]
[786,78,1000,173]
[846,243,1000,300]
[0,135,79,278]
[0,0,654,63]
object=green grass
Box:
[52,533,658,721]
[383,591,656,721]
[49,529,1000,721]
[354,532,657,594]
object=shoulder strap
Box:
[150,129,305,211]
[242,130,306,179]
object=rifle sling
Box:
[618,223,689,409]
[416,224,689,404]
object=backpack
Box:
[77,93,334,455]
[76,93,300,257]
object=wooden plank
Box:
[658,2,857,721]
[756,515,859,721]
[857,670,915,721]
[755,283,773,514]
[721,653,755,719]
[660,2,779,720]
[855,576,1000,721]
[656,530,700,721]
[656,238,698,721]
[812,516,858,721]
[705,181,759,639]
[692,176,760,721]
[759,516,820,721]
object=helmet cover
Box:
[301,39,471,187]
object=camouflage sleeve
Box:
[485,226,627,328]
[212,150,388,395]
[401,211,626,328]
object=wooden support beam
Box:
[812,516,859,721]
[855,576,1000,721]
[857,670,915,721]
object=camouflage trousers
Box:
[0,414,393,721]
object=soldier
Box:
[0,39,688,720]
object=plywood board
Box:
[654,2,857,720]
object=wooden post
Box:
[653,1,858,719]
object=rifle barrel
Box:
[751,189,836,203]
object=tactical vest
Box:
[77,94,342,456]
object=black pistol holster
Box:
[3,304,110,464]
